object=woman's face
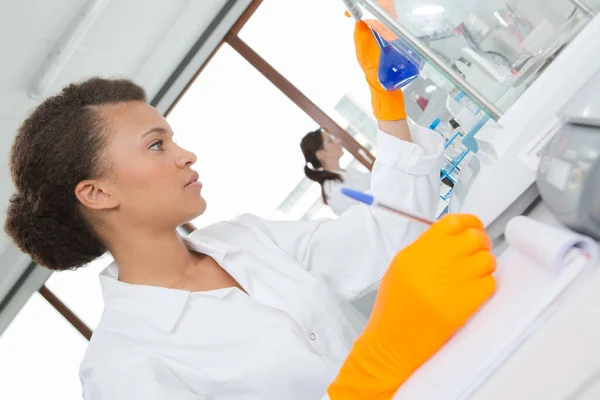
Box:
[318,130,343,163]
[97,101,206,229]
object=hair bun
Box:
[4,192,105,271]
[11,192,42,212]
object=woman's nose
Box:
[176,147,197,168]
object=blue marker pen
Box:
[341,188,435,226]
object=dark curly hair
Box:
[4,77,147,271]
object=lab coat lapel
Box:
[184,230,319,336]
[222,250,318,329]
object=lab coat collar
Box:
[100,264,190,333]
[182,231,240,263]
[99,234,240,333]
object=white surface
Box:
[29,0,111,97]
[394,216,598,399]
[79,129,443,399]
[517,116,563,172]
[471,204,600,400]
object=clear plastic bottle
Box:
[448,119,468,155]
[428,117,453,141]
[429,117,463,161]
[445,91,484,134]
[429,117,464,184]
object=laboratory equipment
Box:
[344,0,598,230]
[448,43,600,240]
[429,117,453,141]
[446,91,485,139]
[402,77,452,126]
[343,2,600,398]
[372,29,422,90]
[340,188,435,225]
[536,70,600,239]
[351,0,594,118]
[428,117,471,190]
[448,119,468,155]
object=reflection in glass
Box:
[358,0,593,112]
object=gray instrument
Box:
[537,70,600,240]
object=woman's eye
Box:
[149,140,164,151]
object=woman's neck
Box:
[321,159,342,172]
[108,228,199,288]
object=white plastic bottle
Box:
[429,117,454,142]
[445,91,483,135]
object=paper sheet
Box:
[393,217,599,400]
[506,216,598,272]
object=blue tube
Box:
[462,115,491,153]
[340,188,375,205]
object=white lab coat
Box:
[323,168,371,216]
[79,126,444,400]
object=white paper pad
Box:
[393,217,599,399]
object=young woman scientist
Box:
[300,129,455,216]
[4,21,495,399]
[301,127,372,216]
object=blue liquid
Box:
[371,30,423,91]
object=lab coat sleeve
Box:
[324,169,372,216]
[82,359,205,400]
[323,179,346,216]
[234,125,444,302]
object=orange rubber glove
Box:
[354,19,406,121]
[328,214,497,399]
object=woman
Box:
[3,21,495,399]
[301,127,371,216]
[300,128,456,217]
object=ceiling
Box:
[0,0,251,330]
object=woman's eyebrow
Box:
[141,127,170,138]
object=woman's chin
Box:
[194,198,208,216]
[182,198,207,223]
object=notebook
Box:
[393,216,599,400]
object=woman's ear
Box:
[315,148,325,162]
[74,179,119,211]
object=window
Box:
[44,254,113,330]
[167,44,327,227]
[0,293,88,399]
[239,0,376,144]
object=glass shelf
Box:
[350,0,596,120]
